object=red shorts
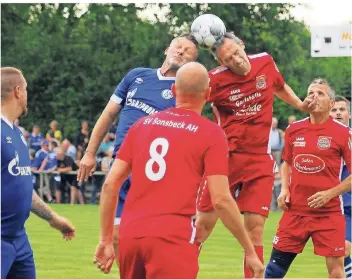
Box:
[273,212,346,256]
[197,152,275,217]
[119,237,199,279]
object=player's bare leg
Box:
[345,239,351,278]
[345,241,351,278]
[113,224,120,267]
[195,210,218,243]
[76,189,84,204]
[326,256,345,278]
[55,189,61,203]
[70,186,77,205]
[243,212,266,278]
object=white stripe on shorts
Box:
[114,217,121,225]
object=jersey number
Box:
[145,138,169,181]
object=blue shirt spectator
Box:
[29,125,43,152]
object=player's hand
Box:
[277,189,290,211]
[77,152,96,183]
[307,190,332,208]
[93,242,115,274]
[245,254,265,278]
[49,215,76,240]
[300,95,318,113]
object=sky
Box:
[136,1,352,27]
[2,0,352,27]
[291,1,352,26]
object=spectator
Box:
[29,148,38,193]
[288,115,296,125]
[269,117,284,167]
[55,147,79,204]
[97,134,113,157]
[270,164,282,212]
[46,120,63,143]
[61,137,77,160]
[76,120,90,151]
[29,125,43,152]
[108,119,117,141]
[32,140,53,202]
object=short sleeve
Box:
[204,126,228,176]
[270,56,285,89]
[110,69,137,106]
[282,126,293,164]
[342,128,352,173]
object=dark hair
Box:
[335,95,350,113]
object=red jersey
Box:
[209,52,285,154]
[117,107,228,243]
[282,117,351,216]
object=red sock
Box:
[244,245,264,278]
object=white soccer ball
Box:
[191,14,226,48]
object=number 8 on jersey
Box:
[145,138,169,181]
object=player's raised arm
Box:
[270,57,317,113]
[78,100,121,182]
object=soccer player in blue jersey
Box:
[77,33,198,265]
[1,67,76,279]
[330,95,351,278]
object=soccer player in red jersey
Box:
[264,79,351,278]
[196,32,317,278]
[92,62,264,279]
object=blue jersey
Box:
[29,133,43,152]
[33,149,49,170]
[46,151,57,169]
[1,117,33,239]
[110,68,176,157]
[342,165,351,207]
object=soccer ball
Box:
[191,14,226,48]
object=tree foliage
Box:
[2,3,350,133]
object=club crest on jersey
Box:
[256,75,266,90]
[161,89,173,100]
[317,136,332,150]
[6,137,12,144]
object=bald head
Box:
[175,62,209,97]
[1,67,25,101]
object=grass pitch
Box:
[26,204,327,279]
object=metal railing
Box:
[32,170,106,200]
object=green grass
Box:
[26,205,327,279]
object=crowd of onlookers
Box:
[18,114,294,207]
[16,119,117,205]
[269,114,297,212]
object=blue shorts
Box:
[345,206,351,242]
[1,233,36,279]
[114,177,131,225]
